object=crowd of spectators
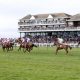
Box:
[0,32,80,44]
[30,32,80,44]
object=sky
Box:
[0,0,80,38]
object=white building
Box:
[18,13,72,36]
[18,13,80,43]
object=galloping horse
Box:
[16,38,37,52]
[2,42,14,52]
[15,38,26,52]
[54,42,72,55]
[25,43,37,52]
[18,42,37,52]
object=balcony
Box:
[18,26,80,32]
[18,21,66,26]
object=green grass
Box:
[0,47,80,80]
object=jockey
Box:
[2,38,10,45]
[2,38,7,44]
[25,36,32,46]
[57,37,64,45]
[53,35,65,46]
[21,37,25,43]
[58,37,69,46]
[25,37,30,43]
[7,38,10,43]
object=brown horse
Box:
[2,42,14,52]
[15,38,22,44]
[18,42,37,52]
[54,42,72,55]
[18,42,27,52]
[25,43,37,52]
[16,38,37,52]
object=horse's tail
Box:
[32,44,37,47]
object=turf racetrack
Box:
[0,47,80,80]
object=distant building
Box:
[18,13,71,37]
[18,13,80,40]
[67,14,80,27]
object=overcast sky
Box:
[0,0,80,38]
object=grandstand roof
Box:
[20,14,31,20]
[51,13,71,18]
[20,13,71,20]
[68,14,80,21]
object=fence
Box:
[34,42,80,48]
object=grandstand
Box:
[18,13,80,47]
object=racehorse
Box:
[16,38,37,52]
[15,38,25,52]
[18,42,27,52]
[54,42,72,55]
[25,43,37,52]
[2,42,14,52]
[18,42,37,52]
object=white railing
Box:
[34,43,54,47]
[12,43,80,48]
[65,27,80,31]
[18,26,80,32]
[34,43,80,47]
[18,22,65,26]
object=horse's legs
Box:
[56,47,58,55]
[69,45,72,50]
[30,47,33,50]
[12,46,13,51]
[26,47,30,53]
[23,48,26,53]
[28,48,31,53]
[65,48,68,55]
[29,46,33,53]
[26,46,31,53]
[18,46,21,51]
[10,46,13,51]
[6,47,9,52]
[2,47,5,52]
